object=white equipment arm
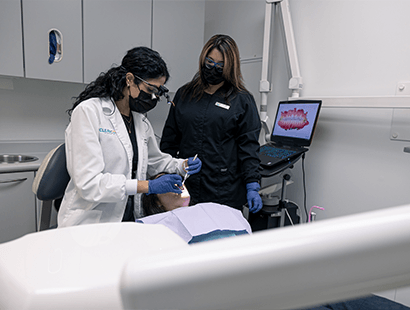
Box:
[260,0,302,142]
[121,204,410,310]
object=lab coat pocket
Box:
[62,209,102,226]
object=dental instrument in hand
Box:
[182,154,197,185]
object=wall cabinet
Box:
[1,0,205,87]
[22,0,83,83]
[153,0,205,92]
[0,0,24,77]
[0,171,37,244]
[83,0,152,84]
[83,0,205,89]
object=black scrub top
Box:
[121,113,138,174]
[122,113,138,222]
[160,84,261,209]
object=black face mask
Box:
[129,89,158,114]
[202,65,224,85]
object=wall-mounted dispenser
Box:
[48,28,62,64]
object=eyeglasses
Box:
[205,57,224,73]
[134,75,172,104]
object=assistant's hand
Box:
[148,174,182,195]
[186,156,202,175]
[246,182,263,213]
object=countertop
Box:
[0,140,64,174]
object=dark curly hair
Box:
[68,46,170,116]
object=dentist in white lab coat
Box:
[58,47,202,227]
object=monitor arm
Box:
[260,0,303,143]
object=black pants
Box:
[122,196,135,222]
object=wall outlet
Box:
[396,82,410,96]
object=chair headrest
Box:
[32,143,70,201]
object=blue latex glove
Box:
[148,174,182,195]
[246,182,263,213]
[186,156,202,175]
[48,31,57,64]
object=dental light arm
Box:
[280,0,303,98]
[260,0,303,143]
[260,1,274,142]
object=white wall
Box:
[290,0,410,97]
[283,0,410,220]
[0,77,83,141]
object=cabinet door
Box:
[83,0,152,84]
[0,0,24,77]
[22,0,83,83]
[153,0,205,92]
[0,172,36,244]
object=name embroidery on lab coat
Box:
[215,102,230,110]
[99,128,117,135]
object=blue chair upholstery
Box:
[32,143,70,230]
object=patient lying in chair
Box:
[299,294,410,310]
[137,173,252,244]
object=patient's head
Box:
[142,173,192,216]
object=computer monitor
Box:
[270,99,322,147]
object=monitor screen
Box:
[271,100,322,147]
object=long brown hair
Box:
[183,34,247,102]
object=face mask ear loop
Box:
[134,82,142,98]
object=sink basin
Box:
[0,154,38,164]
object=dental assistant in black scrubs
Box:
[160,34,262,214]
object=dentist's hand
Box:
[246,182,263,213]
[148,174,182,195]
[185,156,202,175]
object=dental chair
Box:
[32,143,70,231]
[1,201,410,309]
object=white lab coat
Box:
[58,97,185,227]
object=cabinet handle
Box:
[48,28,63,64]
[0,178,28,184]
